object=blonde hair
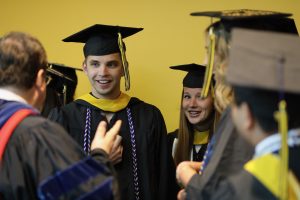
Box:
[210,28,233,114]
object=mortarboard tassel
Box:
[118,32,130,91]
[274,100,288,200]
[201,27,215,98]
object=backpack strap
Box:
[0,109,35,161]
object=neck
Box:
[91,88,121,100]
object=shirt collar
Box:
[255,129,300,158]
[0,88,28,104]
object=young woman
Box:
[168,63,215,166]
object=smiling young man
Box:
[49,24,176,200]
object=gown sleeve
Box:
[152,108,179,200]
[0,115,118,200]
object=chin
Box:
[188,118,202,125]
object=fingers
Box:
[176,161,199,187]
[106,120,122,141]
[109,146,123,165]
[177,189,186,200]
[95,121,107,139]
[91,120,122,154]
[189,161,202,171]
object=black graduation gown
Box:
[49,97,177,200]
[186,107,254,199]
[0,115,118,200]
[167,129,209,162]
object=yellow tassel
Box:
[274,100,289,200]
[201,27,215,99]
[118,32,130,91]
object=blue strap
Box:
[38,157,113,200]
[199,133,216,173]
[0,100,37,127]
[78,177,113,200]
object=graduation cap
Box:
[63,24,143,91]
[227,28,300,200]
[190,9,298,98]
[41,63,82,117]
[169,63,206,88]
[227,29,300,93]
[191,9,291,20]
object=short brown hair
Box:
[0,32,47,89]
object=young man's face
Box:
[83,53,124,99]
[182,87,214,125]
[231,102,253,144]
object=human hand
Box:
[109,135,123,165]
[91,120,122,154]
[177,189,187,200]
[176,161,202,187]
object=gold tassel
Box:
[118,32,130,91]
[274,100,289,200]
[201,27,215,98]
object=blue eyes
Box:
[89,62,118,68]
[183,95,202,100]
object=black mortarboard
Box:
[191,9,291,20]
[62,24,143,91]
[190,9,298,98]
[190,9,297,34]
[42,63,82,117]
[63,24,143,57]
[170,63,206,88]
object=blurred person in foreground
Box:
[175,9,298,199]
[0,31,121,200]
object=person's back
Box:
[0,31,120,200]
[214,28,300,199]
[49,24,176,200]
[176,9,299,199]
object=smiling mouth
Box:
[188,111,202,117]
[97,80,111,84]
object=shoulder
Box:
[19,115,68,135]
[129,97,162,113]
[12,115,82,153]
[168,129,178,139]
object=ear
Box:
[240,102,255,131]
[35,69,46,89]
[82,59,88,75]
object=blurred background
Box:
[1,0,299,132]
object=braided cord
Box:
[126,107,140,200]
[84,108,91,155]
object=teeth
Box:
[98,80,110,84]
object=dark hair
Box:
[233,86,300,133]
[0,32,47,89]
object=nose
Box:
[99,65,108,76]
[189,97,198,107]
